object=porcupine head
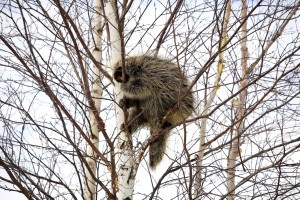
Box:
[113,55,194,169]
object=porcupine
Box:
[113,55,194,169]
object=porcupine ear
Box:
[113,66,129,83]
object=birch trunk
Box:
[85,1,103,199]
[103,1,135,199]
[226,0,247,199]
[193,1,231,198]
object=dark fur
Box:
[113,55,194,169]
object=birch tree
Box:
[0,0,299,199]
[226,0,248,198]
[193,1,231,198]
[85,1,104,199]
[102,0,135,199]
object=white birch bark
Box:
[85,1,103,199]
[226,0,247,199]
[193,1,231,198]
[103,1,135,199]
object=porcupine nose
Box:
[123,74,130,83]
[113,66,130,83]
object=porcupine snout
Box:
[113,66,130,83]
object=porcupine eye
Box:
[131,65,142,76]
[113,66,129,83]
